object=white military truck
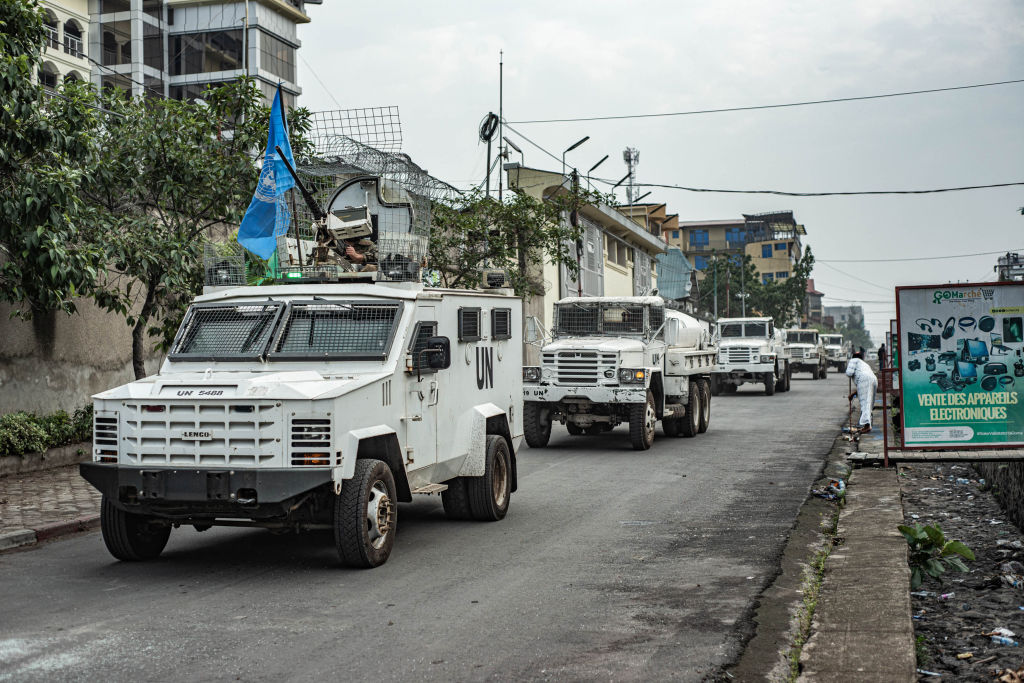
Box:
[710,317,791,395]
[820,333,848,372]
[80,279,523,568]
[522,296,717,451]
[784,328,828,379]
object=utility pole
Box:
[498,50,503,202]
[572,168,582,297]
[713,256,718,319]
[740,255,746,316]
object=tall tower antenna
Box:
[623,147,639,204]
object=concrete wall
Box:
[0,298,162,415]
[974,461,1024,531]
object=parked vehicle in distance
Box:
[522,296,717,450]
[820,333,848,372]
[710,317,791,395]
[784,328,828,379]
[80,277,523,568]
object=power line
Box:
[818,248,1023,263]
[299,53,341,109]
[817,262,893,293]
[508,78,1024,124]
[617,180,1024,197]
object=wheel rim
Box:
[692,392,700,429]
[365,481,394,549]
[492,447,509,508]
[702,387,710,421]
[645,401,656,441]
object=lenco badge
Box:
[181,430,213,440]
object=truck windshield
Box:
[822,336,842,345]
[720,322,767,338]
[269,301,401,360]
[169,302,285,361]
[787,331,818,344]
[555,302,647,336]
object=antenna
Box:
[623,147,639,204]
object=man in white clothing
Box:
[846,350,877,433]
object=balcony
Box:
[44,24,59,50]
[684,239,747,253]
[64,34,83,58]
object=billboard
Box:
[897,282,1024,448]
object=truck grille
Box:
[290,417,335,466]
[121,402,280,466]
[790,347,806,359]
[541,351,616,385]
[723,347,752,364]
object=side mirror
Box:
[425,336,451,369]
[664,318,682,347]
[525,316,542,344]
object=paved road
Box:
[0,374,848,682]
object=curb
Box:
[0,515,99,553]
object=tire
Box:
[662,417,680,437]
[680,381,700,437]
[819,366,828,379]
[523,402,550,448]
[811,367,819,380]
[585,424,604,435]
[764,371,776,396]
[466,435,512,521]
[839,362,847,373]
[100,496,171,561]
[698,378,711,433]
[334,458,397,568]
[441,477,472,520]
[566,423,584,436]
[629,390,657,450]
[783,365,793,392]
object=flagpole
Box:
[278,83,305,269]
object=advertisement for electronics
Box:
[898,282,1024,448]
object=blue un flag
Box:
[237,85,296,260]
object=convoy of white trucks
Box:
[821,333,849,372]
[522,296,717,450]
[77,162,848,567]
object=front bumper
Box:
[714,362,774,376]
[524,384,648,404]
[80,463,331,518]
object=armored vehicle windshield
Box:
[553,301,663,338]
[719,322,768,338]
[786,331,818,344]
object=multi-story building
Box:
[39,0,92,86]
[824,305,864,327]
[804,278,824,325]
[89,0,315,105]
[506,165,667,359]
[666,211,806,284]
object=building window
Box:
[776,271,789,279]
[671,230,679,239]
[762,273,774,284]
[606,236,631,267]
[170,30,243,76]
[761,244,772,258]
[143,22,164,71]
[725,227,745,244]
[99,0,131,12]
[689,229,708,247]
[693,255,707,270]
[255,80,295,109]
[169,81,227,102]
[775,242,787,251]
[102,22,132,66]
[259,32,296,83]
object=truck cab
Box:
[710,317,791,395]
[784,328,828,379]
[80,279,523,568]
[522,296,717,450]
[820,333,848,372]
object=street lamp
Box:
[632,191,651,203]
[587,154,609,176]
[502,136,523,165]
[562,136,590,178]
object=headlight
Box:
[523,366,541,382]
[807,351,817,358]
[762,354,775,362]
[751,355,759,363]
[618,368,646,384]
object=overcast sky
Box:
[296,0,1024,344]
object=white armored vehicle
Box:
[710,317,791,395]
[820,333,848,372]
[784,328,828,379]
[522,296,717,450]
[80,279,523,568]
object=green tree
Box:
[429,186,610,297]
[82,79,311,378]
[754,245,815,327]
[0,0,103,332]
[697,246,815,327]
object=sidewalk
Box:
[799,428,917,681]
[0,464,100,551]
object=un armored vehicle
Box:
[80,279,523,568]
[710,317,791,395]
[784,328,828,379]
[522,296,717,450]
